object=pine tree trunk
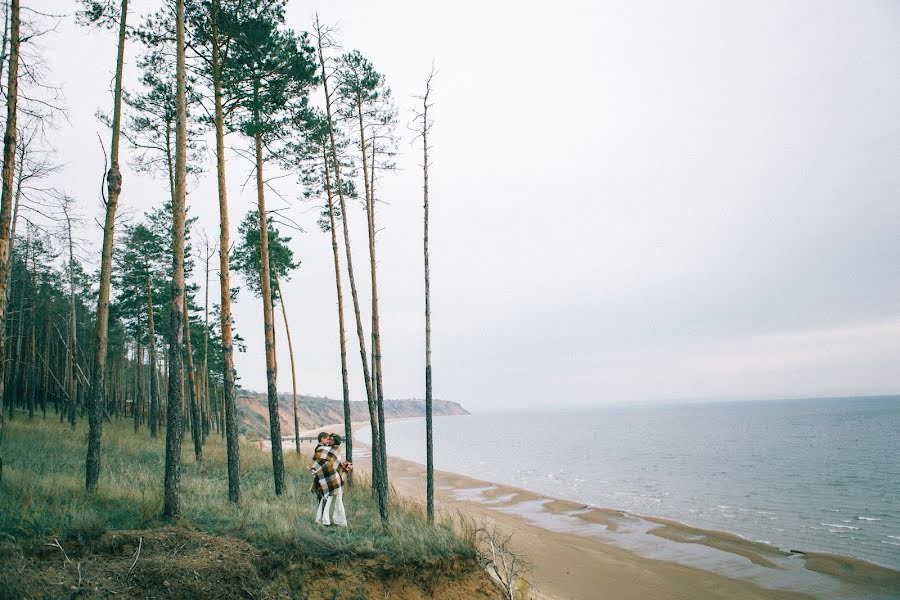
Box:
[27,276,36,419]
[146,275,159,437]
[0,0,21,483]
[5,140,25,419]
[254,124,284,496]
[58,339,65,423]
[134,344,140,421]
[163,0,188,518]
[40,297,50,419]
[273,270,300,455]
[335,109,380,499]
[202,249,211,439]
[0,87,23,422]
[11,229,30,417]
[421,80,434,524]
[55,338,63,419]
[0,0,8,91]
[211,0,240,503]
[219,382,225,439]
[371,158,389,505]
[115,355,122,419]
[133,340,142,432]
[322,148,352,467]
[184,297,202,462]
[315,27,382,516]
[86,0,128,493]
[63,212,78,427]
[357,101,389,516]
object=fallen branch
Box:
[46,538,71,564]
[127,536,143,577]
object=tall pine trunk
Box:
[10,233,28,418]
[163,0,188,518]
[273,270,300,455]
[40,297,50,419]
[65,210,78,427]
[322,148,352,466]
[26,251,36,418]
[314,22,382,519]
[202,247,211,439]
[420,74,434,524]
[0,0,21,483]
[253,120,284,495]
[146,275,159,437]
[211,0,240,503]
[0,0,8,93]
[131,338,144,433]
[0,46,22,423]
[86,0,128,493]
[133,339,142,432]
[356,101,389,514]
[4,140,24,419]
[184,297,201,462]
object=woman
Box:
[310,433,351,526]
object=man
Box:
[310,433,350,526]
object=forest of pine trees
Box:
[0,0,438,526]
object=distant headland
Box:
[235,388,469,439]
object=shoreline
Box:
[263,419,900,599]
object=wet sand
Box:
[269,423,899,599]
[379,457,819,600]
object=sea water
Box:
[358,396,900,571]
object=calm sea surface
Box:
[359,396,900,570]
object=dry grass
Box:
[0,415,475,568]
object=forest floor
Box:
[0,414,500,599]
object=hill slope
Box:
[1,417,500,600]
[236,391,469,439]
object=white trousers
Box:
[315,488,347,526]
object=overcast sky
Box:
[20,0,900,412]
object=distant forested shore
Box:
[235,388,468,438]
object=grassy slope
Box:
[0,416,496,599]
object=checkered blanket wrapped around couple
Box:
[310,445,346,498]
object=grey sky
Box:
[21,0,900,411]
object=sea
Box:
[357,395,900,575]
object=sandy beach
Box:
[368,455,816,600]
[276,420,900,600]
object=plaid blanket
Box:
[309,445,327,497]
[310,445,345,497]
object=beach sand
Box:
[375,456,816,600]
[275,423,898,599]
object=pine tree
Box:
[220,0,316,495]
[79,0,130,494]
[312,17,384,520]
[293,108,356,467]
[232,210,301,454]
[0,0,20,483]
[337,48,398,521]
[163,0,188,518]
[414,67,436,524]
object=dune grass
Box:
[0,414,474,568]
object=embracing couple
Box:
[309,432,353,527]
